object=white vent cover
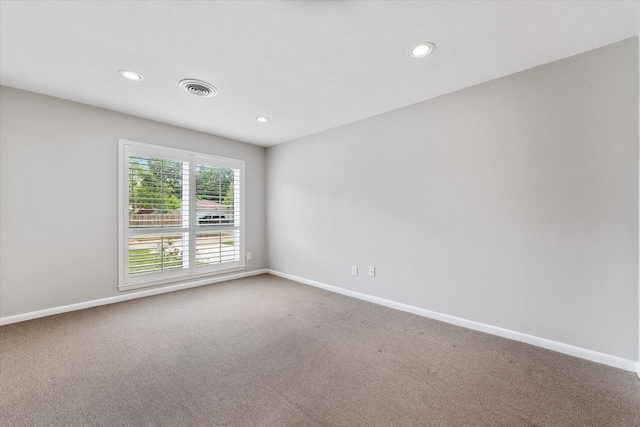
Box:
[179,79,217,97]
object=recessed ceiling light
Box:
[256,117,269,123]
[410,42,436,58]
[119,69,144,81]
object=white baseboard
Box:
[0,269,268,326]
[267,269,638,373]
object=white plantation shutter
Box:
[119,140,244,291]
[127,153,190,279]
[194,160,241,269]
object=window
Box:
[118,139,244,291]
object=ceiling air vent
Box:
[179,79,217,97]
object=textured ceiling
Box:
[1,1,638,146]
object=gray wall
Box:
[0,86,267,317]
[266,38,639,360]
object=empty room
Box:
[1,1,639,426]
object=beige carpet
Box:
[1,274,638,426]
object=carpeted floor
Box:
[1,274,639,426]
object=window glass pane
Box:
[195,231,239,266]
[128,155,187,229]
[195,164,236,226]
[129,234,189,275]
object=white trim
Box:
[267,269,638,373]
[119,139,243,167]
[0,269,267,326]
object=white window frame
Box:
[118,139,245,291]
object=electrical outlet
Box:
[368,266,375,277]
[247,252,252,260]
[351,266,358,276]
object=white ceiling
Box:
[1,1,638,147]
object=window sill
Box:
[118,265,246,292]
